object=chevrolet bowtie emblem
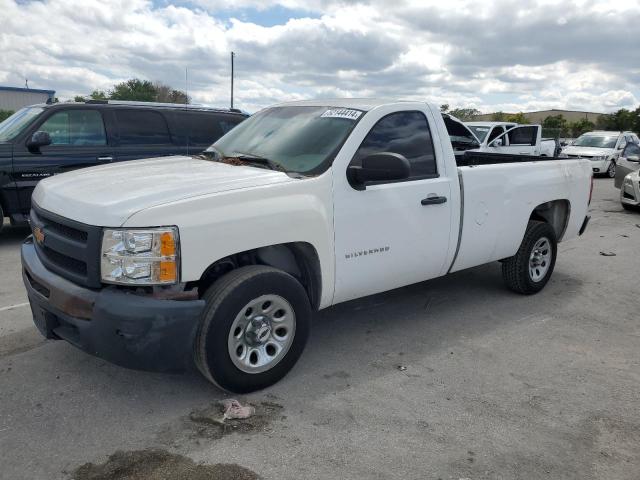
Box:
[33,226,45,245]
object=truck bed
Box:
[449,156,592,273]
[456,150,566,167]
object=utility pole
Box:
[230,51,235,110]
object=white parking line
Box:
[0,302,29,313]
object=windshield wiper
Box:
[233,152,287,172]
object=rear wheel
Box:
[607,161,616,178]
[194,266,311,393]
[502,221,557,294]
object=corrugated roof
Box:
[0,86,55,95]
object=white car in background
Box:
[620,169,640,211]
[466,121,557,157]
[562,131,640,178]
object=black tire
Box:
[622,203,637,212]
[0,203,3,234]
[502,221,557,295]
[607,161,616,178]
[194,265,311,393]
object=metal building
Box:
[0,86,55,111]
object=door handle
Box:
[421,195,447,205]
[97,156,113,162]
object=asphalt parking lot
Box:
[1,178,639,480]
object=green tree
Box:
[74,95,85,102]
[90,90,108,100]
[153,81,190,104]
[109,79,156,102]
[595,114,615,130]
[440,104,449,113]
[610,109,636,131]
[449,108,481,121]
[491,111,506,121]
[506,112,529,124]
[542,114,569,138]
[569,118,595,137]
[633,106,640,135]
[0,110,14,122]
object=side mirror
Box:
[347,152,410,190]
[627,155,640,162]
[27,131,52,152]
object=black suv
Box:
[0,100,248,229]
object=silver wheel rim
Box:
[608,162,615,177]
[529,237,552,282]
[227,294,296,374]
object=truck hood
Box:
[33,156,296,226]
[562,146,614,157]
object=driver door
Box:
[332,107,453,304]
[486,125,541,155]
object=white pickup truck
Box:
[22,99,592,392]
[465,121,558,157]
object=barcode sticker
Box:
[320,108,362,120]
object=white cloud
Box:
[0,0,638,113]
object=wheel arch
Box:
[194,242,323,310]
[529,199,571,241]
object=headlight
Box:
[101,227,179,285]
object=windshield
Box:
[468,125,491,142]
[572,135,618,148]
[0,107,44,142]
[211,106,362,174]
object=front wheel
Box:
[502,221,557,294]
[194,266,311,393]
[607,161,616,178]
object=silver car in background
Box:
[614,142,640,189]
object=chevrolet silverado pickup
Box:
[21,99,593,393]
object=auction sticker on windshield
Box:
[321,108,362,120]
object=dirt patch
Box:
[188,401,284,440]
[71,449,258,480]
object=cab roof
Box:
[273,98,428,112]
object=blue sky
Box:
[2,0,638,114]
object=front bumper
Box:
[21,238,205,372]
[589,158,609,173]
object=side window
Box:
[115,110,171,145]
[352,111,437,179]
[218,115,245,135]
[507,126,537,146]
[172,112,223,145]
[487,126,505,143]
[39,110,106,146]
[623,143,640,157]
